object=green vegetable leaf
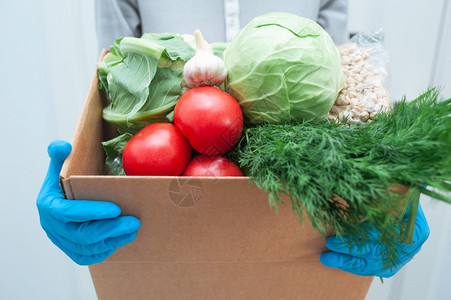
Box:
[98,33,194,134]
[110,67,183,133]
[119,37,166,60]
[256,23,320,38]
[145,67,183,114]
[102,133,133,175]
[97,39,124,91]
[103,53,156,128]
[141,32,195,62]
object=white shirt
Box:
[95,0,348,50]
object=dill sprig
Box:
[231,88,451,267]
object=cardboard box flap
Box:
[61,50,110,181]
[60,73,105,180]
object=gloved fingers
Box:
[48,230,138,256]
[40,140,72,195]
[320,251,368,275]
[42,196,122,223]
[325,235,382,258]
[61,216,141,245]
[48,140,72,162]
[320,251,384,277]
[47,232,116,265]
[75,249,116,266]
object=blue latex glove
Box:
[320,203,429,277]
[37,140,141,265]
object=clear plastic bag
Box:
[104,156,126,176]
[329,29,391,123]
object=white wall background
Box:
[0,1,450,299]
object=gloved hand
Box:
[37,140,141,265]
[320,203,429,277]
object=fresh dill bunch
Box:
[231,88,451,267]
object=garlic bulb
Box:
[182,30,227,88]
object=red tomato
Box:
[122,123,192,176]
[174,86,243,155]
[182,155,243,177]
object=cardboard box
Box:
[60,67,374,300]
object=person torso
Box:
[137,0,322,42]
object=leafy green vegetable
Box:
[224,12,345,124]
[102,133,133,175]
[98,33,195,134]
[140,32,195,62]
[230,88,451,267]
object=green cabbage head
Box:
[224,12,345,124]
